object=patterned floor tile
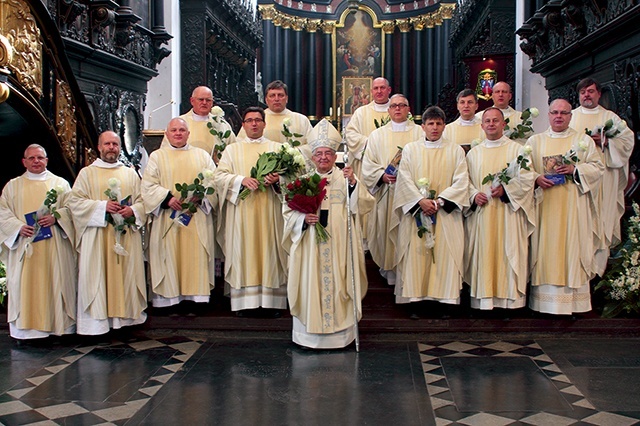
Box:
[581,412,640,426]
[458,412,517,426]
[0,335,203,425]
[417,340,613,426]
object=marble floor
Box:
[0,329,639,426]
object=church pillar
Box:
[151,0,165,32]
[273,17,284,81]
[260,7,277,93]
[306,20,320,118]
[412,19,424,115]
[425,28,434,105]
[441,19,452,87]
[382,21,395,90]
[322,21,334,118]
[282,18,292,89]
[435,23,444,99]
[292,19,304,113]
[398,20,411,98]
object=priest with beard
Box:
[69,131,147,335]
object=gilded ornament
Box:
[56,80,78,164]
[381,21,395,34]
[1,0,42,97]
[259,5,277,20]
[397,19,412,33]
[0,34,13,66]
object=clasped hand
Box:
[107,200,134,218]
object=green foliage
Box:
[595,203,640,317]
[281,123,302,147]
[43,188,61,219]
[374,115,391,129]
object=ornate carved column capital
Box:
[411,17,424,31]
[397,19,412,33]
[259,5,277,21]
[381,21,396,34]
[322,21,335,34]
[306,19,321,32]
[272,14,284,27]
[439,3,456,20]
[291,18,305,32]
[281,16,292,29]
[424,15,435,28]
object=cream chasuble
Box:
[69,162,147,334]
[464,138,536,309]
[391,139,469,303]
[570,106,634,273]
[141,146,217,306]
[528,128,604,314]
[0,172,76,338]
[362,121,422,274]
[443,117,485,147]
[213,138,288,310]
[283,168,374,348]
[160,109,237,158]
[344,101,391,177]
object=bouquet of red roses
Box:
[284,173,330,243]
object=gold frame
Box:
[341,77,373,117]
[333,6,384,121]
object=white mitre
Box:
[308,118,341,152]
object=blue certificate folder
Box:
[545,174,567,185]
[170,210,192,226]
[24,211,52,243]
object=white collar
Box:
[25,170,48,181]
[373,101,390,112]
[483,136,509,148]
[390,120,410,131]
[266,108,289,116]
[191,111,210,122]
[92,158,123,169]
[548,128,572,138]
[423,138,443,148]
[459,117,478,126]
[244,136,266,144]
[577,105,602,115]
[168,143,190,150]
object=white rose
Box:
[295,154,306,167]
[282,117,292,127]
[55,185,66,194]
[578,141,589,151]
[470,139,481,148]
[529,107,539,118]
[617,120,627,132]
[285,145,297,156]
[417,177,430,188]
[211,106,224,117]
[108,178,120,188]
[202,169,214,179]
[522,145,533,156]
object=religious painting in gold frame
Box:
[334,6,383,128]
[342,77,372,117]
